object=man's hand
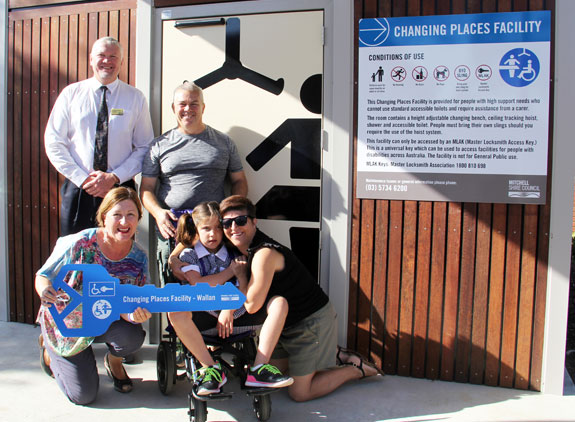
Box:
[82,171,118,198]
[155,209,178,239]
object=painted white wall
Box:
[148,0,354,345]
[541,0,575,395]
[0,1,8,322]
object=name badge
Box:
[111,108,124,115]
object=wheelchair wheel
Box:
[188,394,207,422]
[253,394,272,421]
[157,341,176,395]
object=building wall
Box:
[347,0,555,391]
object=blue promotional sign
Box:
[359,12,551,47]
[49,264,246,337]
[356,11,551,204]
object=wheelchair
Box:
[156,325,277,422]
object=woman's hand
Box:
[230,257,247,278]
[217,309,234,338]
[36,275,59,307]
[39,285,59,307]
[123,307,152,324]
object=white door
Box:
[161,11,324,278]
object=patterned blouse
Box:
[37,228,149,357]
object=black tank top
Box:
[247,230,329,328]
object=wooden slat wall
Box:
[348,0,554,391]
[7,0,138,323]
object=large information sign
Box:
[357,11,550,203]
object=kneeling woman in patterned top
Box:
[36,187,151,405]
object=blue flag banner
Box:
[49,264,246,337]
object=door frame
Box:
[140,0,354,344]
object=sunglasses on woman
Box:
[220,215,253,229]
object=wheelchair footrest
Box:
[191,388,234,402]
[243,386,280,396]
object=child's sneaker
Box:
[196,364,227,396]
[245,364,294,388]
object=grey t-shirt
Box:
[142,125,243,210]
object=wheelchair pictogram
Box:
[89,282,115,297]
[499,48,540,87]
[92,299,113,320]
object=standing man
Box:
[140,82,248,285]
[45,37,154,235]
[219,195,381,402]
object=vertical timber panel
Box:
[31,17,42,315]
[384,201,403,374]
[455,203,478,383]
[398,201,416,376]
[22,18,33,322]
[440,202,462,381]
[371,200,389,369]
[411,201,432,378]
[13,20,25,322]
[515,204,538,389]
[500,205,522,388]
[469,203,492,384]
[357,200,375,358]
[7,18,16,321]
[426,202,447,379]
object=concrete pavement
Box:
[2,321,575,422]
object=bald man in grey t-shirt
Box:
[140,82,247,284]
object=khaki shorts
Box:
[272,302,337,377]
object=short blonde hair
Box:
[95,187,142,227]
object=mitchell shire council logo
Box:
[359,18,391,47]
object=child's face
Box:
[197,215,223,253]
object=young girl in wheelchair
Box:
[168,201,293,396]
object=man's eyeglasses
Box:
[221,215,252,229]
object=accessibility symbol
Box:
[359,18,390,47]
[89,282,115,297]
[92,300,113,320]
[499,48,540,87]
